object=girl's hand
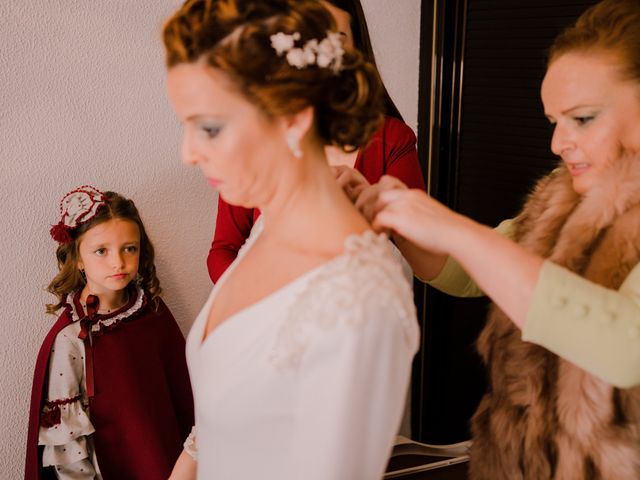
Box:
[332,165,371,203]
[373,186,467,256]
[354,175,408,225]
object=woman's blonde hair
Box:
[549,0,640,83]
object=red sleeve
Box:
[381,117,426,190]
[207,196,256,283]
[356,117,426,191]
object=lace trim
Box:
[269,230,418,369]
[66,286,145,334]
[183,426,198,460]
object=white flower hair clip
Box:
[270,31,345,73]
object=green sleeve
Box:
[425,219,516,298]
[523,261,640,388]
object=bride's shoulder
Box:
[269,230,419,369]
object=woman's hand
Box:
[354,175,408,226]
[374,184,544,326]
[373,184,468,256]
[332,165,371,203]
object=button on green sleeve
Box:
[523,261,640,388]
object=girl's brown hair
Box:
[549,0,640,83]
[162,0,384,151]
[46,191,161,314]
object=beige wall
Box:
[0,1,420,476]
[362,0,421,131]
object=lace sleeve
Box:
[184,425,198,460]
[269,232,420,479]
[285,275,418,479]
[270,231,419,369]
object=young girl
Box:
[25,186,194,480]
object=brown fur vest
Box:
[470,159,640,480]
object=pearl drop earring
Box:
[286,134,302,159]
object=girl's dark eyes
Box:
[94,246,138,255]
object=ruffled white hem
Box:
[49,456,100,479]
[42,435,92,467]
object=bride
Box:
[162,1,419,479]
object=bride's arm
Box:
[169,426,197,480]
[285,289,418,479]
[169,449,196,480]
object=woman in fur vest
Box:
[345,0,640,478]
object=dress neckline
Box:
[198,217,386,349]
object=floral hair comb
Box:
[270,31,345,73]
[50,185,108,244]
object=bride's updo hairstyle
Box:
[162,0,384,151]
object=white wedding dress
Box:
[186,218,419,479]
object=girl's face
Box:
[541,51,640,195]
[321,1,354,48]
[77,218,140,297]
[166,63,292,207]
